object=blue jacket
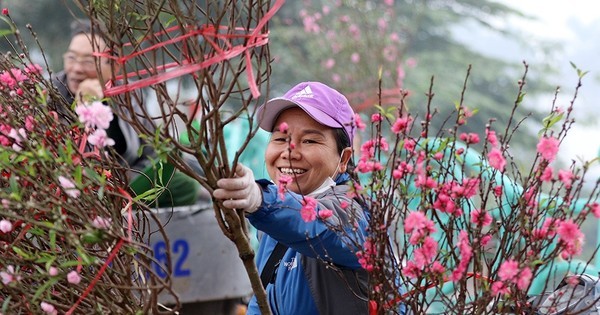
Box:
[246,173,369,315]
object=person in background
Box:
[213,81,370,314]
[51,19,255,315]
[52,19,199,207]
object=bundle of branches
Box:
[358,65,600,314]
[70,0,282,313]
[0,18,175,315]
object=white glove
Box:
[213,164,262,213]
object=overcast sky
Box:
[504,0,600,175]
[459,1,600,179]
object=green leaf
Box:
[33,278,60,301]
[12,246,31,260]
[2,296,11,313]
[133,187,164,202]
[76,247,97,265]
[541,112,564,130]
[516,92,526,105]
[49,229,57,250]
[81,231,103,245]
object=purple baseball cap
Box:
[257,82,355,142]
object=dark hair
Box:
[70,19,92,38]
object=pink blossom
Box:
[558,169,574,188]
[300,197,317,222]
[517,267,533,290]
[332,73,341,83]
[451,231,472,281]
[561,240,583,259]
[351,52,360,63]
[413,236,438,267]
[405,57,417,68]
[486,129,498,147]
[487,148,506,171]
[318,209,333,219]
[88,128,115,148]
[323,58,335,69]
[371,113,382,122]
[404,211,436,244]
[391,116,412,134]
[58,175,80,198]
[1,199,8,208]
[377,18,387,33]
[75,101,114,130]
[403,138,417,152]
[414,174,437,190]
[353,114,366,131]
[459,132,480,144]
[1,265,21,285]
[277,174,293,200]
[537,136,559,162]
[8,127,26,151]
[356,159,384,173]
[383,45,397,62]
[0,68,27,89]
[557,219,583,243]
[392,161,413,179]
[92,216,112,229]
[360,138,389,159]
[402,261,421,279]
[491,281,510,296]
[430,261,445,274]
[589,203,600,218]
[480,234,492,246]
[40,301,58,315]
[0,219,12,233]
[340,201,349,209]
[493,185,503,197]
[470,209,492,227]
[48,267,59,276]
[25,63,43,74]
[540,166,553,182]
[67,270,81,284]
[348,24,360,39]
[384,0,394,5]
[498,259,519,281]
[25,115,35,131]
[278,122,288,133]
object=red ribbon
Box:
[101,0,285,99]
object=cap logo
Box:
[291,86,313,99]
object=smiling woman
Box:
[265,107,350,195]
[211,82,385,315]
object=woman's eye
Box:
[303,139,318,144]
[273,137,287,142]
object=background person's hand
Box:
[213,164,262,213]
[76,78,104,104]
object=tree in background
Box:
[267,0,556,147]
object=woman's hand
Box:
[213,164,262,213]
[76,78,104,104]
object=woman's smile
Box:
[265,107,342,194]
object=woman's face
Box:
[265,107,347,194]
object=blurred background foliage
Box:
[1,0,557,141]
